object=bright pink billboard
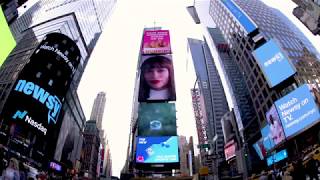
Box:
[142,30,171,54]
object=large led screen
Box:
[253,125,277,160]
[0,8,16,67]
[138,103,176,136]
[253,138,266,160]
[136,136,179,163]
[267,149,288,166]
[266,104,285,145]
[142,30,171,54]
[1,33,81,140]
[220,0,257,35]
[275,84,320,138]
[252,39,296,88]
[138,55,176,102]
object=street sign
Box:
[197,144,210,149]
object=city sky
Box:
[75,0,320,177]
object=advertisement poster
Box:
[136,136,179,163]
[138,55,176,102]
[266,104,285,145]
[275,84,320,138]
[252,39,296,88]
[138,103,176,136]
[142,30,171,54]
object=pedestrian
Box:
[1,157,20,180]
[291,159,306,180]
[0,144,5,175]
[282,171,293,180]
[19,161,27,180]
[259,170,268,180]
[306,157,319,180]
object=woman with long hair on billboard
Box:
[138,55,176,102]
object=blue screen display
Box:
[267,149,288,166]
[275,84,320,138]
[252,39,296,88]
[136,136,179,163]
[221,0,257,34]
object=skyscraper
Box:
[90,92,106,132]
[209,0,320,126]
[80,120,101,179]
[205,27,259,145]
[208,0,320,174]
[188,38,229,179]
[0,0,116,171]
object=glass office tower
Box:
[0,0,116,170]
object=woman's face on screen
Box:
[144,67,169,90]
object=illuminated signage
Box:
[253,138,266,160]
[138,55,176,102]
[138,103,177,136]
[142,30,171,54]
[1,33,80,138]
[275,84,320,138]
[14,80,62,124]
[224,140,236,161]
[0,8,16,67]
[220,0,257,35]
[136,136,179,163]
[267,149,288,166]
[252,39,296,88]
[265,104,285,145]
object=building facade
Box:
[90,92,106,135]
[0,0,116,171]
[205,27,259,143]
[292,0,320,35]
[188,38,229,179]
[80,120,101,179]
[208,0,320,174]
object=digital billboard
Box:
[275,84,320,138]
[220,0,258,35]
[266,149,288,166]
[253,138,266,160]
[138,55,176,102]
[224,139,237,161]
[253,125,277,160]
[135,136,179,163]
[0,8,16,67]
[252,39,296,88]
[0,33,80,142]
[138,103,177,136]
[266,104,285,145]
[142,30,171,54]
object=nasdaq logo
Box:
[14,79,62,124]
[12,110,28,120]
[12,110,47,135]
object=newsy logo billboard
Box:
[252,39,296,88]
[275,84,320,138]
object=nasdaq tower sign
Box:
[0,33,81,160]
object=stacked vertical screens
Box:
[0,33,81,165]
[136,29,179,171]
